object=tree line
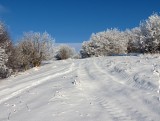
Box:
[80,13,160,57]
[0,25,76,78]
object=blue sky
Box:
[0,0,160,43]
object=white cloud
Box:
[55,43,82,52]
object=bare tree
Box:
[15,31,55,70]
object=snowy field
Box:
[0,55,160,121]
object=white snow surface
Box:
[0,55,160,121]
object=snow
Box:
[0,55,160,121]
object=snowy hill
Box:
[0,55,160,121]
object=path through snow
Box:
[0,56,160,121]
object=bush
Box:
[126,13,160,54]
[81,29,128,57]
[14,31,55,70]
[140,13,160,53]
[0,65,11,78]
[126,27,145,53]
[55,45,75,60]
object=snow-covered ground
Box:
[0,55,160,121]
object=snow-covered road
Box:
[0,56,160,121]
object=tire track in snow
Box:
[0,63,72,99]
[95,57,160,103]
[95,57,157,92]
[90,58,159,121]
[0,62,75,104]
[72,60,114,120]
[13,62,71,84]
[112,66,157,92]
[75,59,137,121]
[91,59,136,121]
[111,59,157,92]
[1,57,159,121]
[0,62,72,93]
[103,61,160,119]
[93,96,135,121]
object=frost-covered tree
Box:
[81,29,128,57]
[0,47,11,78]
[126,13,160,54]
[55,45,75,60]
[0,22,12,78]
[140,13,160,53]
[0,22,11,50]
[126,27,145,53]
[15,31,55,70]
[80,41,95,58]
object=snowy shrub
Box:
[0,65,11,78]
[55,45,75,60]
[126,13,160,54]
[0,47,11,78]
[80,41,95,58]
[81,29,128,57]
[0,22,12,78]
[0,22,11,50]
[0,21,13,60]
[140,13,160,53]
[72,53,81,59]
[80,49,90,58]
[126,27,145,53]
[16,31,55,70]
